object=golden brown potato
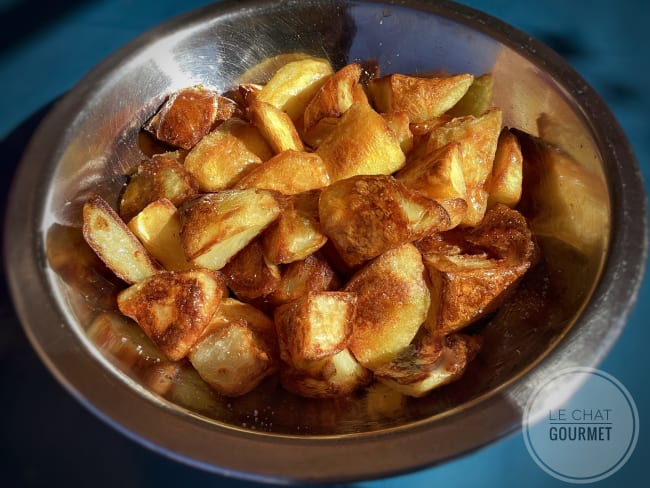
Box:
[376,333,481,397]
[189,317,277,397]
[275,291,356,368]
[83,195,161,284]
[316,102,406,182]
[446,73,494,118]
[345,243,430,369]
[280,348,371,399]
[144,85,236,150]
[424,108,502,226]
[256,56,334,120]
[267,252,341,306]
[382,111,414,154]
[120,154,199,222]
[221,237,281,301]
[367,73,474,123]
[319,175,451,267]
[249,99,305,153]
[233,150,329,194]
[179,189,281,270]
[303,63,361,132]
[422,206,536,334]
[127,198,194,272]
[117,269,227,361]
[183,118,272,192]
[487,128,523,208]
[396,141,467,228]
[263,190,328,265]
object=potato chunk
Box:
[144,85,236,150]
[447,73,494,118]
[376,333,481,397]
[487,128,523,208]
[183,118,272,192]
[367,73,473,123]
[117,269,227,361]
[263,190,328,265]
[120,154,199,222]
[396,141,467,228]
[179,189,281,270]
[234,150,329,194]
[424,108,502,226]
[319,175,451,266]
[345,243,430,369]
[127,198,193,272]
[83,195,161,284]
[316,102,406,182]
[275,291,356,368]
[249,99,305,153]
[221,237,281,301]
[256,56,333,120]
[189,301,277,397]
[280,348,371,399]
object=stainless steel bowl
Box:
[4,0,647,483]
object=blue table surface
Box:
[1,1,648,486]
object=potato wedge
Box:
[180,189,281,270]
[382,111,414,154]
[396,141,467,228]
[117,269,227,361]
[424,108,502,226]
[275,291,356,368]
[446,73,494,118]
[376,333,481,397]
[367,73,474,123]
[263,190,328,265]
[127,198,194,272]
[221,237,281,301]
[144,85,236,150]
[280,348,371,399]
[234,150,329,194]
[487,128,523,208]
[189,317,277,397]
[316,102,406,182]
[303,63,361,132]
[345,243,430,369]
[267,252,341,306]
[319,175,451,266]
[249,99,305,153]
[256,56,333,120]
[120,154,199,222]
[183,118,272,192]
[83,195,161,284]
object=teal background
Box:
[1,1,647,486]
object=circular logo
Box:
[523,367,638,484]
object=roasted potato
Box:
[487,128,523,208]
[263,190,328,265]
[127,198,194,272]
[382,111,414,154]
[117,269,227,361]
[446,73,494,118]
[183,118,272,192]
[368,73,474,123]
[234,150,329,194]
[179,189,281,270]
[280,348,371,399]
[316,102,406,182]
[221,237,281,301]
[120,153,199,222]
[256,56,333,120]
[319,175,451,266]
[376,333,481,397]
[83,195,161,284]
[345,243,430,369]
[144,85,236,150]
[275,291,356,368]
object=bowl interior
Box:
[34,1,611,438]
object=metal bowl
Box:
[4,0,647,483]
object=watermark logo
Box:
[523,367,638,484]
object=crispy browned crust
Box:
[221,238,281,301]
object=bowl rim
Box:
[4,0,648,483]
